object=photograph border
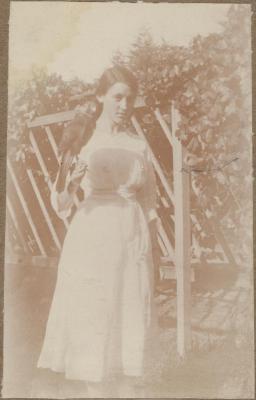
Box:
[0,0,255,399]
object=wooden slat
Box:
[172,103,192,357]
[7,159,46,256]
[131,115,174,204]
[26,169,62,251]
[45,126,59,158]
[28,110,76,128]
[219,170,242,211]
[29,130,69,230]
[208,217,237,267]
[6,196,30,253]
[157,220,175,261]
[29,130,54,186]
[154,107,174,147]
[5,255,59,268]
[160,195,169,208]
[6,208,24,255]
[158,234,169,257]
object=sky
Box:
[9,1,232,86]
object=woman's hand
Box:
[67,160,87,193]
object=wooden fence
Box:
[5,100,237,356]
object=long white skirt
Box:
[37,194,156,382]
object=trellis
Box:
[6,100,237,357]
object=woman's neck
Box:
[95,113,123,136]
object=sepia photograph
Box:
[2,1,254,398]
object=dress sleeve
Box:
[137,143,158,223]
[50,165,76,220]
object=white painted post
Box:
[172,102,192,357]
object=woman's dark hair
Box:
[96,65,138,97]
[56,66,138,192]
[58,66,138,157]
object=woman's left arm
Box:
[138,143,161,285]
[141,144,158,223]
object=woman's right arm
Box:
[50,173,76,220]
[51,159,87,220]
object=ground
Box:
[2,262,254,398]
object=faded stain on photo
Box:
[3,1,254,399]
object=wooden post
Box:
[172,103,192,357]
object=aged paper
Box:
[3,1,254,398]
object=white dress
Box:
[37,127,158,383]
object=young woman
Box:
[37,65,159,397]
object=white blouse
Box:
[51,129,158,223]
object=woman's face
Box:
[98,82,136,126]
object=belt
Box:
[87,188,137,201]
